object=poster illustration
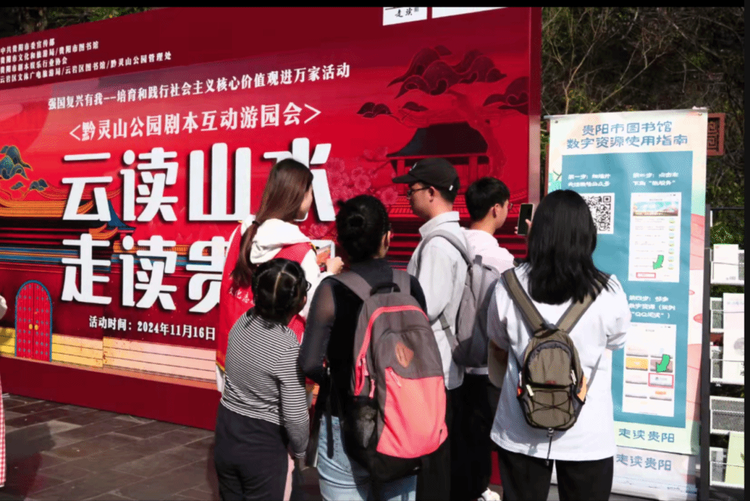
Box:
[0,7,540,425]
[548,109,707,500]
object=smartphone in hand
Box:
[517,203,534,236]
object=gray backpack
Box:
[501,268,599,463]
[415,230,502,367]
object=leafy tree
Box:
[0,7,153,38]
[541,7,744,214]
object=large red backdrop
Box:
[0,7,540,430]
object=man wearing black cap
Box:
[392,157,469,501]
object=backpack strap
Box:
[392,269,411,296]
[557,294,595,334]
[416,230,471,347]
[331,269,411,300]
[329,272,372,302]
[415,229,471,274]
[501,269,551,335]
[501,268,596,337]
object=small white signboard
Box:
[383,7,427,26]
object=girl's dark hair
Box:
[251,258,307,324]
[526,190,610,304]
[231,159,313,288]
[336,195,391,262]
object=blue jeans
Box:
[317,415,416,501]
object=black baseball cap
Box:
[392,157,459,193]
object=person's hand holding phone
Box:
[516,203,534,236]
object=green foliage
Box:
[46,7,153,28]
[541,7,744,210]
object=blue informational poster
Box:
[548,110,707,501]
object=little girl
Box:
[216,158,343,392]
[214,258,310,501]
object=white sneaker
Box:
[480,488,501,501]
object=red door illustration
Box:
[15,281,52,361]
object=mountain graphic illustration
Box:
[29,179,49,192]
[0,145,33,180]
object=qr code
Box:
[581,193,615,234]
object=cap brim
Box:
[391,173,419,184]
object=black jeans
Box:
[497,446,614,501]
[214,404,290,501]
[450,374,494,501]
[416,387,454,501]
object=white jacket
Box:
[408,211,468,390]
[217,217,330,395]
[462,228,515,274]
[247,217,330,319]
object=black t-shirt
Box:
[298,258,427,417]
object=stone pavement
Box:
[0,393,651,501]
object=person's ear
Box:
[385,230,392,250]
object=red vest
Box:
[216,223,313,371]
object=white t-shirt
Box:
[487,264,631,461]
[462,228,515,273]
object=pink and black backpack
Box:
[330,269,447,482]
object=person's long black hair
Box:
[526,190,610,304]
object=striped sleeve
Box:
[275,342,309,458]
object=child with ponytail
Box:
[214,259,311,501]
[216,158,343,392]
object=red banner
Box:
[0,7,540,394]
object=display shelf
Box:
[699,207,745,501]
[710,246,744,286]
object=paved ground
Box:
[0,393,653,501]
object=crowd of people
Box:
[213,157,631,501]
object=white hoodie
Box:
[217,216,331,395]
[242,216,330,319]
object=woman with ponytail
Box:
[217,158,344,392]
[216,159,343,500]
[299,195,427,501]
